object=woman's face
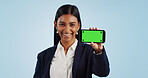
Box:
[55,14,80,43]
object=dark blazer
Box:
[33,42,110,78]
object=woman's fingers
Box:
[89,27,98,30]
[91,42,99,49]
[89,27,91,30]
[92,27,95,30]
[91,42,96,48]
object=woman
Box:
[33,4,110,78]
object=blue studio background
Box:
[0,0,148,78]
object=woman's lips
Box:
[62,33,72,38]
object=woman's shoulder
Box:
[38,45,57,57]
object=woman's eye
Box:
[70,24,75,26]
[59,24,65,26]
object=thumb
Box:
[91,42,97,49]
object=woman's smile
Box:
[63,33,72,38]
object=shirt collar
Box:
[69,39,78,51]
[57,39,78,51]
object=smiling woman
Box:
[33,4,110,78]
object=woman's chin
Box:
[61,37,75,43]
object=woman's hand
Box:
[89,27,103,54]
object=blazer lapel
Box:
[46,45,57,78]
[72,42,84,78]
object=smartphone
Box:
[80,29,105,43]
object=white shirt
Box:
[50,39,78,78]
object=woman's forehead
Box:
[57,14,78,23]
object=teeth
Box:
[63,34,71,36]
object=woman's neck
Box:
[60,39,76,55]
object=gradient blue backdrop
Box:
[1,0,148,78]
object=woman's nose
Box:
[64,25,71,32]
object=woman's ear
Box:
[78,22,80,30]
[54,21,57,29]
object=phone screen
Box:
[81,30,105,43]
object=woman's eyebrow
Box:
[59,21,65,23]
[70,22,76,24]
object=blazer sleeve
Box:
[92,46,110,77]
[33,53,42,78]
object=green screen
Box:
[82,30,103,43]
